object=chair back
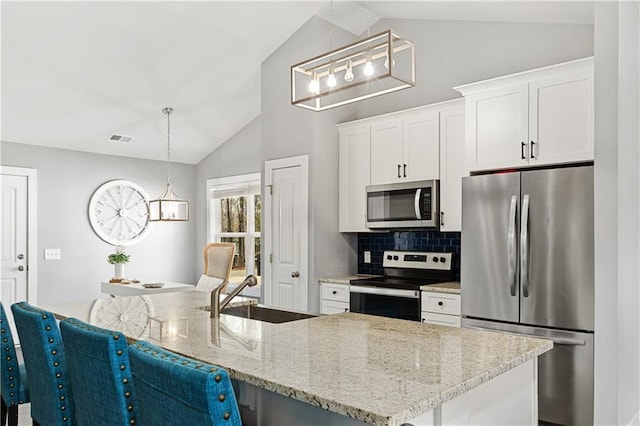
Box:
[196,243,235,292]
[60,317,137,426]
[11,302,75,425]
[1,302,29,407]
[128,340,241,426]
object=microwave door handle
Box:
[520,194,530,298]
[414,188,422,220]
[507,195,518,297]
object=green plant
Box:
[107,247,130,264]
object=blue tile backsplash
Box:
[358,231,461,278]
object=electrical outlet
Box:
[44,249,61,260]
[364,251,371,263]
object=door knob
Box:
[291,271,300,278]
[17,254,24,260]
[18,266,25,271]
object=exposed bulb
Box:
[344,61,354,82]
[384,57,396,69]
[309,78,319,94]
[364,61,374,77]
[327,73,337,88]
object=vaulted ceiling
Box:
[1,1,594,164]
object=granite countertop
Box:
[420,281,461,294]
[318,274,381,285]
[42,292,551,426]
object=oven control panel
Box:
[382,251,452,271]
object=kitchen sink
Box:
[196,304,316,324]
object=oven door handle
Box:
[350,286,420,299]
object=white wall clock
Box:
[89,179,151,246]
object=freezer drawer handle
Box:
[507,195,518,297]
[520,194,530,297]
[465,326,587,346]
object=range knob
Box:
[432,256,439,262]
[439,257,446,263]
[393,255,399,260]
[387,255,393,260]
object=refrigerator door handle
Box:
[508,195,518,296]
[414,188,422,220]
[520,194,530,297]
[465,326,587,346]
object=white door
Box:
[264,156,308,312]
[1,167,37,337]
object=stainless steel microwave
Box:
[366,180,440,229]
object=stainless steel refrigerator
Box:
[461,165,594,426]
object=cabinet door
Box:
[339,125,371,232]
[370,119,403,185]
[528,69,593,166]
[466,83,528,171]
[404,110,439,181]
[439,105,466,232]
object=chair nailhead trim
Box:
[117,350,123,355]
[54,361,59,367]
[130,420,136,425]
[127,405,133,411]
[46,326,51,331]
[56,373,61,378]
[113,334,120,340]
[125,391,131,398]
[218,394,225,402]
[52,349,57,355]
[120,364,126,370]
[122,378,129,384]
[224,412,231,420]
[60,396,65,400]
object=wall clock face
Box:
[89,180,151,246]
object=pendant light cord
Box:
[164,107,172,186]
[367,0,371,37]
[329,0,333,50]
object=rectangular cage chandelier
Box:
[291,29,415,112]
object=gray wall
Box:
[258,15,593,312]
[1,141,196,303]
[194,116,262,272]
[357,19,594,118]
[593,2,640,424]
[261,16,359,312]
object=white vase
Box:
[114,263,125,279]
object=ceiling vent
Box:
[107,133,134,144]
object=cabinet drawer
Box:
[421,293,461,315]
[321,300,350,315]
[321,283,350,302]
[421,312,461,328]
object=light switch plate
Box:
[364,251,371,263]
[44,249,61,260]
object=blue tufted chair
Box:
[1,302,30,426]
[11,302,74,426]
[128,340,241,426]
[60,317,138,426]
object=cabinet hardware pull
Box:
[438,301,444,306]
[521,141,526,159]
[530,141,536,159]
[344,308,349,312]
[397,164,401,178]
[403,164,407,177]
[440,211,444,226]
[332,290,337,295]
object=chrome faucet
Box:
[210,275,258,318]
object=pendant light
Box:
[291,1,415,111]
[149,107,189,221]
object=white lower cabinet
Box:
[421,292,461,328]
[320,282,350,314]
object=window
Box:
[207,173,261,287]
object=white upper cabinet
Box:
[439,102,467,232]
[370,111,439,185]
[338,124,371,232]
[455,57,593,172]
[338,99,464,233]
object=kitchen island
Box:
[43,291,551,426]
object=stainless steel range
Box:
[349,251,455,321]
